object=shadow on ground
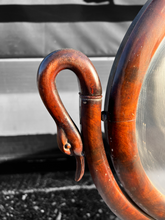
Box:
[0,134,120,219]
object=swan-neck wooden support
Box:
[37,49,102,182]
[37,49,152,220]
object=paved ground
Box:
[0,157,120,220]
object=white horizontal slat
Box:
[0,57,114,135]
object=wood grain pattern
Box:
[105,0,165,219]
[37,49,152,219]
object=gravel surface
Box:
[0,134,123,219]
[0,168,120,220]
[0,188,119,220]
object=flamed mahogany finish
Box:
[37,0,165,219]
[104,0,165,219]
[37,49,152,220]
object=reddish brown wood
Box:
[37,49,102,181]
[37,49,152,220]
[105,0,165,219]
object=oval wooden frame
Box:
[104,0,165,219]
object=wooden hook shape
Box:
[37,48,153,219]
[37,49,101,181]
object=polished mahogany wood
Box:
[37,49,102,181]
[37,49,152,220]
[104,0,165,219]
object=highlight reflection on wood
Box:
[37,49,151,220]
[104,0,165,219]
[37,0,165,219]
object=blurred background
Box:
[0,1,147,219]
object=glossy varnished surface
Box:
[37,49,151,219]
[105,0,165,219]
[137,37,165,195]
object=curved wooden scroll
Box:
[37,49,152,220]
[104,0,165,219]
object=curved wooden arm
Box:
[105,0,165,219]
[37,49,152,220]
[37,49,101,181]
